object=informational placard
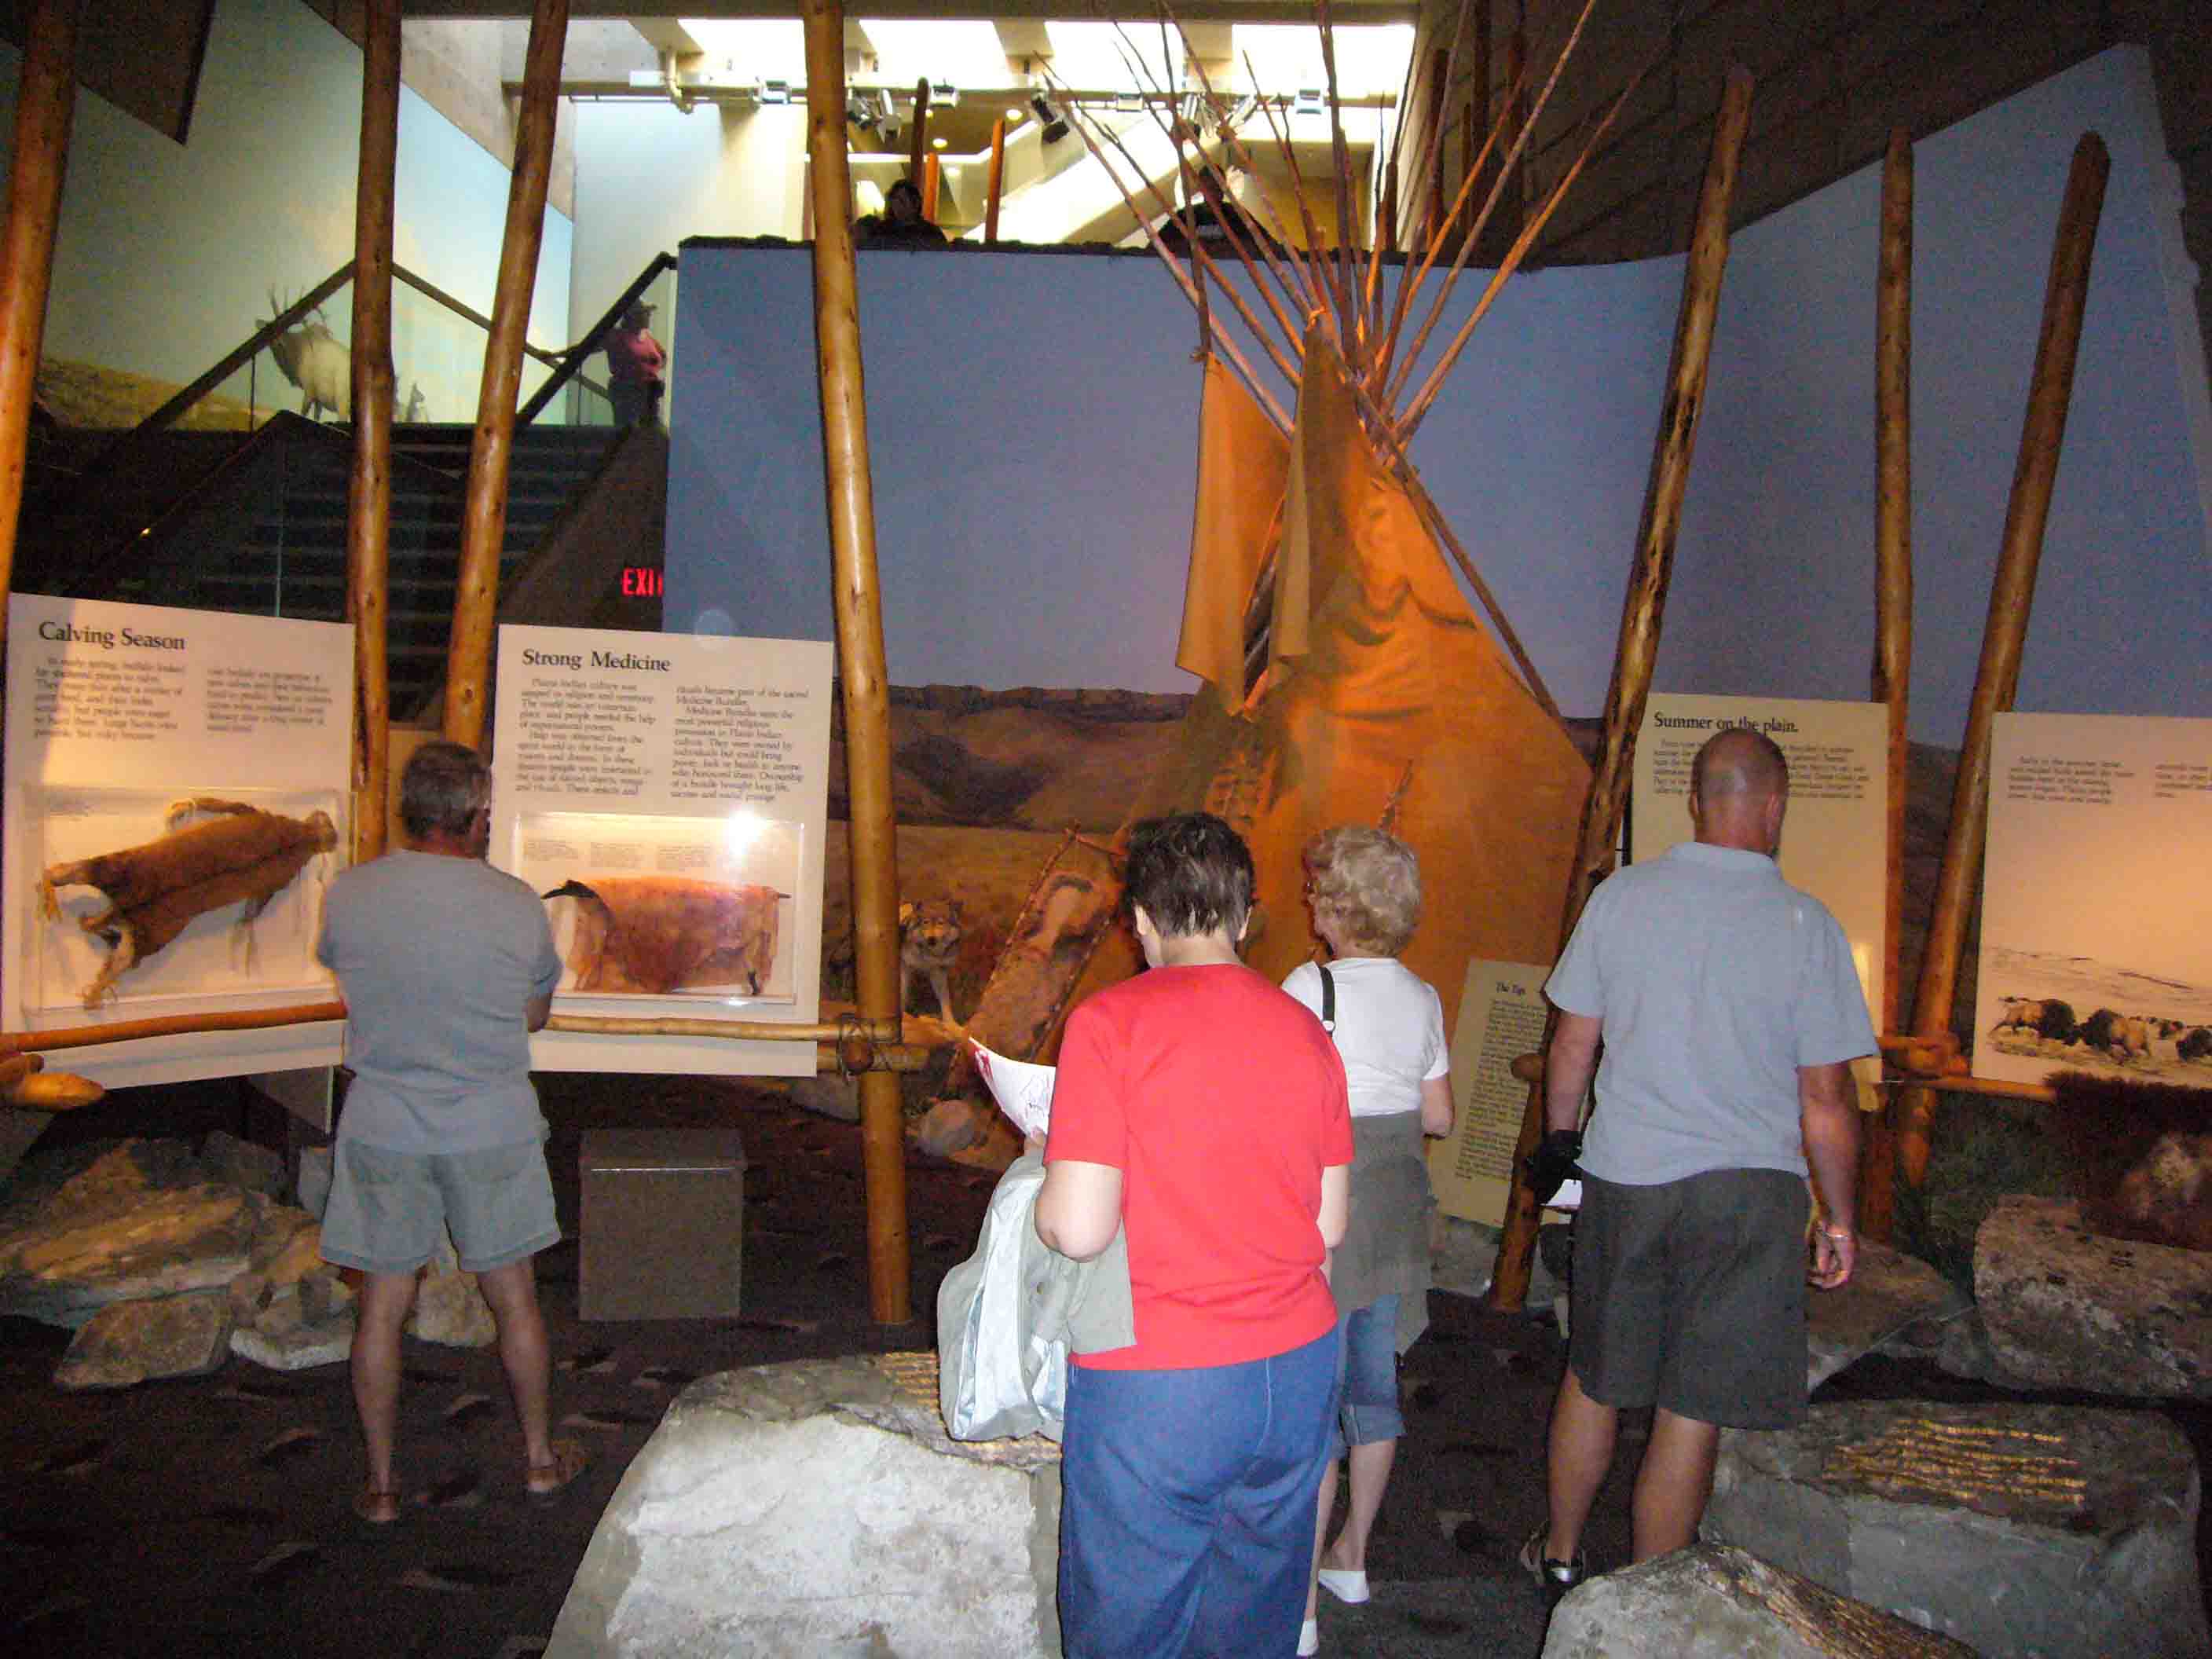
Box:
[1633,694,1888,1106]
[1973,712,2212,1086]
[1430,958,1553,1225]
[492,623,833,1077]
[4,596,350,1087]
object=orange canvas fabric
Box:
[1175,355,1291,705]
[1126,337,1589,1035]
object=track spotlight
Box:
[1031,94,1069,145]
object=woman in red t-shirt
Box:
[1039,812,1354,1657]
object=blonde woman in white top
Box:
[1281,825,1455,1655]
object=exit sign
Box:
[621,566,663,597]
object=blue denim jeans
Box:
[1333,1293,1404,1453]
[1058,1328,1341,1657]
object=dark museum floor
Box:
[3,1074,2207,1659]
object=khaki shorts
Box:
[1567,1167,1809,1430]
[320,1138,559,1276]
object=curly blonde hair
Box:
[1302,823,1422,956]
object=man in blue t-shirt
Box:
[317,741,582,1525]
[1521,727,1876,1613]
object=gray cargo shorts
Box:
[320,1138,559,1276]
[1567,1166,1810,1430]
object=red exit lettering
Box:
[621,566,664,597]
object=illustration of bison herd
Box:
[1991,997,2212,1071]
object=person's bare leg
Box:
[473,1258,553,1471]
[1321,1438,1395,1573]
[352,1269,421,1499]
[1545,1368,1618,1562]
[1629,1408,1719,1560]
[1306,1459,1339,1621]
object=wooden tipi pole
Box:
[0,0,83,653]
[805,0,911,1324]
[347,0,401,862]
[906,78,931,191]
[984,116,1007,245]
[1862,128,1913,1240]
[1896,134,2108,1187]
[1489,68,1755,1313]
[443,0,567,749]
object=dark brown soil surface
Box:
[0,1074,1594,1659]
[5,1071,2203,1658]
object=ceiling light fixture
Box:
[1031,93,1069,145]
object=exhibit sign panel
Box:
[1973,712,2212,1086]
[3,596,350,1088]
[1431,957,1553,1226]
[1632,694,1889,1106]
[492,623,833,1077]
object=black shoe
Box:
[1518,1525,1588,1615]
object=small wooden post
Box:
[1489,67,1755,1313]
[347,0,401,862]
[805,0,912,1325]
[983,116,1007,245]
[0,0,83,655]
[1862,127,1914,1240]
[1423,46,1448,247]
[1501,24,1527,235]
[906,77,930,192]
[921,152,941,223]
[443,0,568,749]
[1898,134,2109,1187]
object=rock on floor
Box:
[53,1287,235,1390]
[1975,1195,2212,1398]
[1705,1397,2210,1658]
[1543,1543,1980,1657]
[548,1352,1061,1658]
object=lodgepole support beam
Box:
[0,0,82,661]
[984,116,1006,244]
[1897,134,2108,1188]
[1862,127,1914,1242]
[444,0,567,750]
[1489,67,1755,1314]
[906,77,930,192]
[348,0,401,861]
[805,0,912,1325]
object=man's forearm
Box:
[1800,1064,1860,1230]
[1544,1013,1602,1135]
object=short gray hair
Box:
[400,741,490,840]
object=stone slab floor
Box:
[2,1072,2207,1659]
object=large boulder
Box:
[1542,1543,1978,1657]
[1974,1195,2212,1397]
[0,1138,259,1327]
[549,1352,1061,1658]
[1705,1398,2209,1659]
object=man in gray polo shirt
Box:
[317,741,584,1525]
[1521,727,1874,1609]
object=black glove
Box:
[1525,1130,1585,1207]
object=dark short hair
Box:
[1123,812,1254,940]
[887,179,923,207]
[400,740,491,840]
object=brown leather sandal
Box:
[525,1436,588,1503]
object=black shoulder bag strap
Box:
[1317,962,1335,1033]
